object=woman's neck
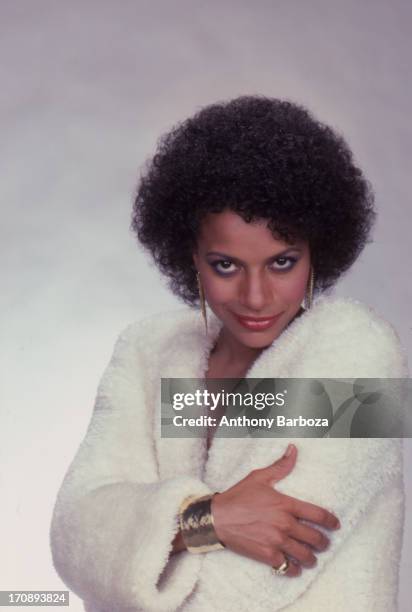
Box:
[210,326,265,370]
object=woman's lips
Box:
[232,312,283,331]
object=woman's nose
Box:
[239,270,272,312]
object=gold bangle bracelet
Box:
[179,493,225,554]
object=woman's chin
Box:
[233,328,282,350]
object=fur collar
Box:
[140,293,408,380]
[124,295,408,486]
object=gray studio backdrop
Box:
[1,1,411,610]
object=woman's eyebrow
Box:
[205,247,302,264]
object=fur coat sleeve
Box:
[50,296,410,612]
[49,322,213,612]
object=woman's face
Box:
[192,209,311,350]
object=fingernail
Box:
[285,444,294,457]
[335,518,341,529]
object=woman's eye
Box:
[210,260,237,275]
[272,257,297,271]
[210,257,298,275]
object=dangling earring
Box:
[197,271,208,334]
[304,266,315,310]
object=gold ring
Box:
[272,557,289,576]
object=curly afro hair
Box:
[131,95,376,306]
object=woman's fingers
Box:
[281,536,318,568]
[270,549,302,577]
[291,520,330,551]
[284,494,340,530]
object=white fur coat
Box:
[50,295,409,612]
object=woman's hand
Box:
[211,444,340,577]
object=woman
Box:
[50,96,409,611]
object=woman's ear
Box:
[192,252,199,270]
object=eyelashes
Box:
[274,256,299,270]
[210,260,237,275]
[209,257,298,276]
